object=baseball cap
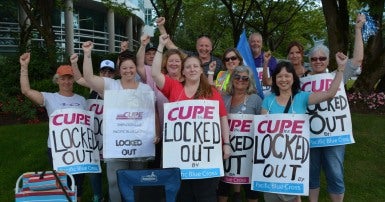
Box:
[100,60,115,70]
[145,43,157,52]
[56,65,74,76]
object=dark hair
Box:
[182,56,213,98]
[286,41,304,55]
[221,48,244,67]
[118,50,136,68]
[271,61,300,96]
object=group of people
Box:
[19,13,365,202]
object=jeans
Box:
[309,145,345,194]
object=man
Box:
[249,32,277,95]
[144,43,157,66]
[249,32,277,75]
[156,17,223,78]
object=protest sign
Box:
[103,90,155,159]
[163,100,224,179]
[255,67,272,96]
[223,114,254,184]
[301,73,354,147]
[252,114,310,196]
[49,108,101,175]
[87,99,104,158]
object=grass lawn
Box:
[1,113,385,201]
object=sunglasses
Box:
[310,56,327,62]
[224,56,238,62]
[234,74,249,81]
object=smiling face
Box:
[182,57,203,82]
[288,45,303,66]
[233,72,250,92]
[57,75,74,92]
[249,33,263,57]
[224,51,241,72]
[196,37,212,59]
[275,67,294,92]
[310,50,329,74]
[119,59,137,81]
[166,53,182,77]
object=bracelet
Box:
[157,49,163,53]
[207,71,214,75]
[223,142,231,146]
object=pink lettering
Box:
[228,119,252,132]
[167,106,215,121]
[52,113,91,126]
[257,119,304,134]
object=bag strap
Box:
[283,95,292,113]
[52,170,72,202]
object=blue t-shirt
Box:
[253,51,277,75]
[261,91,311,114]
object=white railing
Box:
[0,22,139,54]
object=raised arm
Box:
[207,61,216,86]
[70,53,89,88]
[308,52,347,105]
[82,41,105,95]
[352,13,366,67]
[220,116,231,160]
[19,53,44,105]
[151,34,168,89]
[136,34,151,82]
[156,17,178,50]
[262,51,273,86]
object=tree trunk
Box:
[321,0,349,70]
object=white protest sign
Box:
[49,108,101,175]
[103,90,155,159]
[256,67,271,96]
[87,99,104,159]
[252,114,310,196]
[223,114,254,184]
[163,100,224,179]
[300,73,354,147]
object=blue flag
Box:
[236,30,264,99]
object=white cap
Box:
[100,60,115,70]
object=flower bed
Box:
[348,92,385,114]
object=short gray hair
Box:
[308,44,330,61]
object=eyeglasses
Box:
[224,56,238,62]
[310,57,327,62]
[234,74,249,81]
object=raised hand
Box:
[20,52,30,67]
[82,41,94,54]
[70,53,78,64]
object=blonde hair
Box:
[225,66,257,95]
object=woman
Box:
[152,34,231,201]
[218,66,262,202]
[210,48,243,91]
[262,42,309,86]
[261,52,348,202]
[81,41,158,202]
[307,14,365,202]
[136,34,186,168]
[19,53,86,202]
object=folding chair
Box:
[117,168,181,202]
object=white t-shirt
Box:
[103,77,153,92]
[41,92,86,148]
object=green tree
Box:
[350,0,385,92]
[18,0,58,71]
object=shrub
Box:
[348,91,385,114]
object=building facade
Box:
[0,0,154,55]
